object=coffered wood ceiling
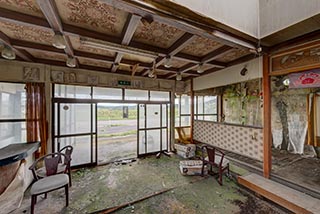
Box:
[0,0,260,80]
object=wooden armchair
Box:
[33,145,73,186]
[29,153,70,214]
[201,146,230,185]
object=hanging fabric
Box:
[307,93,319,147]
[26,83,48,156]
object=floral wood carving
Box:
[56,0,128,36]
[181,36,222,57]
[271,44,320,73]
[23,67,40,81]
[133,21,185,48]
[0,0,43,17]
[0,20,54,45]
[216,48,250,62]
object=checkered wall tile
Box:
[193,121,263,161]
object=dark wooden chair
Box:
[201,145,230,185]
[35,145,73,186]
[29,153,70,214]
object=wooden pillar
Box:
[190,80,194,142]
[263,54,272,178]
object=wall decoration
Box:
[51,71,64,83]
[288,69,320,89]
[88,75,98,85]
[271,43,320,75]
[23,67,40,81]
[132,80,143,89]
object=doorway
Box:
[138,104,169,156]
[97,103,137,164]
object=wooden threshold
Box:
[238,173,320,214]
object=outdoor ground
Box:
[12,155,290,214]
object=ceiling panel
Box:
[181,36,222,57]
[0,0,44,17]
[69,36,115,57]
[0,20,54,45]
[132,21,185,49]
[55,0,128,37]
[78,57,111,69]
[170,58,188,68]
[216,48,251,63]
[26,48,67,61]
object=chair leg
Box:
[31,195,36,214]
[65,184,69,207]
[201,163,205,177]
[44,193,47,199]
[68,170,72,187]
[218,168,223,185]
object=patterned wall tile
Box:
[193,121,263,161]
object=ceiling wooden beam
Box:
[155,33,196,67]
[37,0,75,63]
[201,45,233,63]
[100,0,256,49]
[111,14,141,72]
[0,8,227,69]
[0,31,33,62]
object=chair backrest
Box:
[29,152,69,180]
[202,146,225,166]
[58,145,73,165]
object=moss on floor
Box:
[12,155,290,214]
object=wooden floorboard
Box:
[238,173,320,214]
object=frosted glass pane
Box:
[139,104,145,129]
[60,104,91,135]
[146,129,161,153]
[0,122,26,149]
[181,116,190,126]
[139,130,146,155]
[93,87,122,100]
[54,84,91,99]
[125,89,148,100]
[150,91,170,101]
[197,96,204,114]
[58,136,91,166]
[162,104,167,127]
[0,82,26,119]
[162,129,167,150]
[181,95,190,114]
[146,104,160,128]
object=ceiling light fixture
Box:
[164,55,172,68]
[197,63,204,74]
[176,72,182,81]
[1,45,16,60]
[66,56,76,68]
[52,32,66,49]
[148,69,155,78]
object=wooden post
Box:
[263,54,272,178]
[190,80,194,143]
